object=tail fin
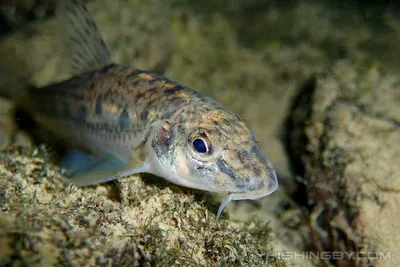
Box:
[57,0,114,76]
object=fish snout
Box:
[218,147,278,200]
[233,165,278,200]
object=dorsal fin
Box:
[57,0,114,76]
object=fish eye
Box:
[192,138,209,153]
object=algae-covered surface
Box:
[287,59,400,267]
[0,145,285,266]
[1,0,400,266]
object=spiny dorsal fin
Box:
[58,0,114,76]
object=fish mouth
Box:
[216,170,278,219]
[230,170,279,201]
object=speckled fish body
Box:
[15,0,278,218]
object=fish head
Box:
[147,106,278,217]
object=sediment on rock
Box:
[286,59,400,267]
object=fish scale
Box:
[6,0,279,219]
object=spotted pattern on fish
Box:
[12,0,278,219]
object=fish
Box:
[5,0,278,219]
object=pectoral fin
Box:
[62,150,148,187]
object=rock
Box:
[0,145,286,266]
[286,59,400,266]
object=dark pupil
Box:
[193,139,207,153]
